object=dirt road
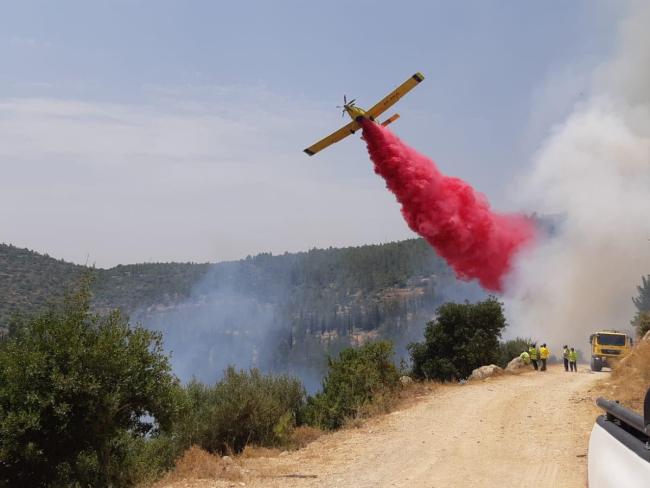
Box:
[164,365,602,488]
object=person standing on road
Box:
[569,348,578,372]
[562,345,570,372]
[539,343,550,371]
[528,343,539,371]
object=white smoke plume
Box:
[505,1,650,352]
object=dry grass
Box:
[597,339,650,411]
[215,425,324,462]
[153,426,325,486]
[153,445,242,486]
[289,425,323,449]
[240,445,281,459]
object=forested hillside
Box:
[1,239,482,386]
[1,239,455,323]
[0,245,83,326]
[0,243,210,327]
[128,240,482,386]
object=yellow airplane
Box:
[304,72,425,156]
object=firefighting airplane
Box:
[303,72,425,156]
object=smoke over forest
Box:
[135,241,485,391]
[505,1,650,349]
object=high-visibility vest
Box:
[540,347,550,359]
[563,348,570,359]
[529,347,538,360]
[569,351,578,362]
[520,351,530,364]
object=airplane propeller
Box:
[336,95,356,117]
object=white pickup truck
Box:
[588,387,650,487]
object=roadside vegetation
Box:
[408,297,508,381]
[597,338,650,412]
[595,275,650,413]
[0,283,183,487]
[0,286,408,487]
[176,368,306,454]
[303,340,401,429]
[597,274,650,412]
[0,282,517,486]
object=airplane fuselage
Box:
[344,105,374,122]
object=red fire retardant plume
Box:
[360,120,535,292]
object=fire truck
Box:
[589,330,632,371]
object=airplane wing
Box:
[303,119,362,156]
[366,72,425,120]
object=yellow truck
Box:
[589,330,633,371]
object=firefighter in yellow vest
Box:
[539,343,550,371]
[569,348,578,372]
[562,345,570,372]
[528,343,539,371]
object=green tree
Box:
[631,276,650,338]
[408,297,508,381]
[303,340,400,430]
[632,275,650,313]
[0,285,183,487]
[632,311,650,339]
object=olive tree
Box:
[408,297,507,381]
[0,286,182,487]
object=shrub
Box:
[99,431,180,487]
[176,367,306,454]
[408,297,508,381]
[496,337,532,368]
[303,340,400,430]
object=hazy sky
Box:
[0,1,623,267]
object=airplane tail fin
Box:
[381,113,400,127]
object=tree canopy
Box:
[631,276,650,337]
[0,285,183,487]
[408,297,508,381]
[633,275,650,313]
